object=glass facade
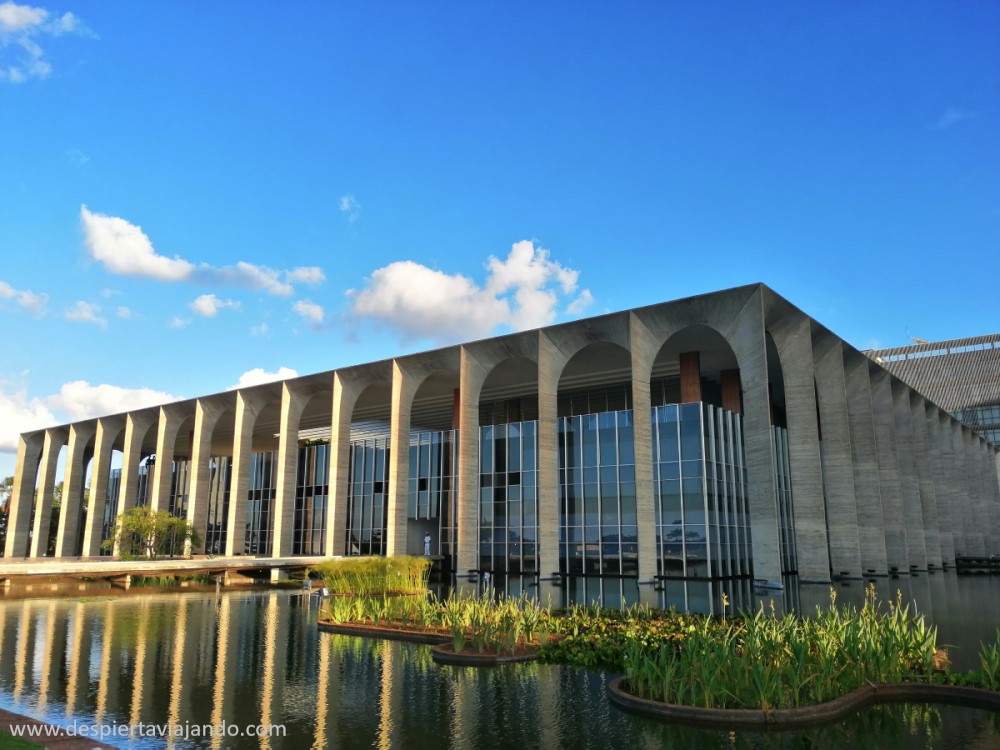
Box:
[773,426,797,574]
[245,451,275,555]
[479,421,538,574]
[293,443,329,556]
[134,460,152,508]
[99,468,123,556]
[346,438,389,556]
[409,430,458,566]
[557,411,638,576]
[167,460,190,518]
[204,456,231,555]
[653,402,751,579]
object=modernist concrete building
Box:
[3,284,999,585]
[867,334,1000,446]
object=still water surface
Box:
[0,572,996,749]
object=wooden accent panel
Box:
[680,352,701,403]
[721,369,742,413]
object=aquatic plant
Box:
[313,556,431,596]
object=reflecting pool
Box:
[0,574,997,749]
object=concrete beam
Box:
[81,417,125,557]
[629,313,658,582]
[224,390,271,557]
[149,404,191,513]
[186,398,229,554]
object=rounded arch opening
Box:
[294,390,333,556]
[346,380,392,557]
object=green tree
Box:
[102,507,201,560]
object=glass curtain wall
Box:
[409,430,458,567]
[653,402,751,579]
[204,457,231,555]
[479,421,538,574]
[135,460,153,508]
[557,411,637,576]
[167,460,190,518]
[773,426,797,574]
[99,468,123,556]
[293,443,329,556]
[245,451,276,555]
[346,438,389,556]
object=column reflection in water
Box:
[129,599,151,727]
[37,602,59,712]
[94,600,117,725]
[12,601,31,701]
[210,595,233,749]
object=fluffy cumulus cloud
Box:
[65,300,106,327]
[0,378,179,453]
[228,366,298,390]
[45,380,179,423]
[79,206,326,296]
[189,293,240,318]
[0,2,92,84]
[292,299,325,325]
[349,240,593,343]
[0,278,47,315]
[0,384,56,451]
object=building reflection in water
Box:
[0,581,997,749]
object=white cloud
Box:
[45,380,179,423]
[349,240,592,343]
[931,107,976,130]
[189,293,240,318]
[0,377,179,453]
[168,316,190,329]
[80,205,194,281]
[116,305,132,319]
[0,3,92,84]
[66,147,89,165]
[228,366,298,390]
[339,194,360,223]
[250,322,269,337]
[65,300,106,328]
[292,299,325,325]
[0,384,56,451]
[567,289,594,315]
[80,206,326,297]
[0,278,48,315]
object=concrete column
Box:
[385,362,418,557]
[892,380,927,570]
[186,399,225,554]
[958,428,984,555]
[813,335,862,578]
[910,394,942,568]
[225,392,258,556]
[54,423,96,557]
[81,418,123,557]
[926,410,956,566]
[271,383,308,558]
[868,369,908,572]
[327,373,353,557]
[978,443,997,556]
[843,351,888,576]
[990,447,1000,555]
[30,428,68,557]
[3,434,44,558]
[457,349,487,573]
[537,331,561,578]
[767,315,830,582]
[964,429,987,555]
[949,420,971,556]
[629,313,658,582]
[149,405,186,513]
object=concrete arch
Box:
[54,423,97,557]
[630,285,782,584]
[81,417,126,556]
[29,430,68,558]
[224,384,281,556]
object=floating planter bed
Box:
[430,643,540,666]
[607,679,1000,730]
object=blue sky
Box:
[0,1,997,478]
